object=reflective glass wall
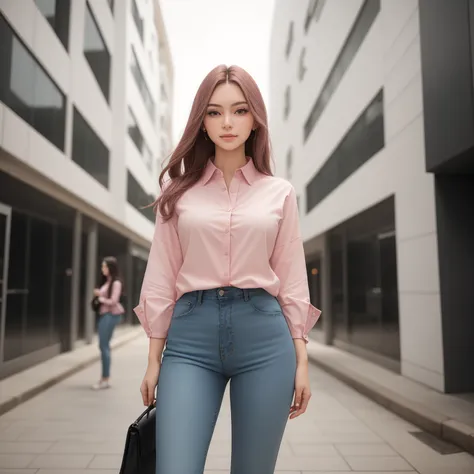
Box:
[329,196,400,362]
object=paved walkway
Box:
[1,336,473,474]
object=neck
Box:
[213,146,248,179]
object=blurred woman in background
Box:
[92,256,124,390]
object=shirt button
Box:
[224,229,229,233]
[222,187,226,191]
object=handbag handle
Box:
[133,402,156,426]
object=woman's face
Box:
[101,261,109,277]
[203,82,255,152]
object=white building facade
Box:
[270,0,474,394]
[0,0,173,378]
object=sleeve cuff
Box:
[289,303,322,344]
[133,296,173,339]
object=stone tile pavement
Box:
[1,335,474,474]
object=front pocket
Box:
[172,298,196,319]
[248,294,282,315]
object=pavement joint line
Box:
[0,327,143,417]
[307,348,474,456]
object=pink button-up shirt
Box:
[133,157,321,342]
[98,280,124,315]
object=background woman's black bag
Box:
[90,296,101,313]
[119,403,156,474]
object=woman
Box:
[92,256,124,390]
[134,65,321,473]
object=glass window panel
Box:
[306,89,384,212]
[0,14,66,151]
[35,0,70,50]
[143,143,153,171]
[130,48,155,120]
[303,0,380,141]
[131,0,144,40]
[35,0,56,24]
[127,107,144,152]
[84,3,110,102]
[33,59,65,150]
[9,37,35,124]
[127,171,155,223]
[72,107,110,188]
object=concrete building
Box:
[270,0,473,393]
[0,0,173,378]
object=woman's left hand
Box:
[93,289,101,297]
[289,362,311,419]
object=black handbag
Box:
[90,296,101,313]
[119,403,156,474]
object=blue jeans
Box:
[155,287,297,474]
[98,312,121,378]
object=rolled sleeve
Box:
[133,186,183,339]
[270,185,322,343]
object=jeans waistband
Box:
[183,287,269,304]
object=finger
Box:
[291,389,311,419]
[290,388,303,413]
[148,383,155,406]
[146,384,153,406]
[140,385,147,406]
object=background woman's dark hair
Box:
[102,256,123,298]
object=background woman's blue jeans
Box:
[98,312,121,378]
[155,287,297,474]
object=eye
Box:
[235,108,248,115]
[207,110,219,117]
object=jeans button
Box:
[218,289,225,296]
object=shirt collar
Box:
[201,157,258,186]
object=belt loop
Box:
[197,290,203,305]
[243,289,249,302]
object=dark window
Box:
[306,89,384,212]
[131,0,144,41]
[0,14,66,151]
[143,143,153,172]
[35,0,70,50]
[127,171,155,223]
[127,107,144,152]
[330,196,400,362]
[284,85,291,120]
[304,0,326,33]
[84,3,111,102]
[303,0,380,141]
[127,107,153,171]
[131,48,155,120]
[286,148,293,180]
[72,107,109,188]
[299,48,307,81]
[285,21,294,58]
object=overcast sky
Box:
[159,0,276,145]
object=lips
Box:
[220,134,237,138]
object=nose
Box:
[222,113,233,130]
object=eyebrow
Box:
[207,101,248,108]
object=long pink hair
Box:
[155,65,273,221]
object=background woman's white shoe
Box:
[91,380,110,390]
